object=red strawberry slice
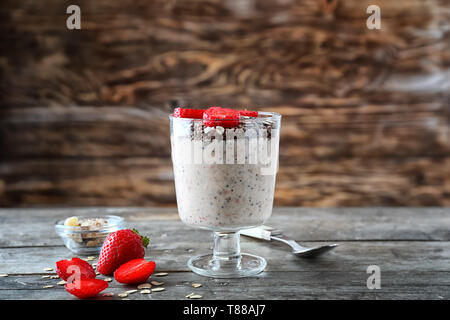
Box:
[97,229,149,275]
[114,258,156,284]
[65,279,108,299]
[173,107,204,119]
[203,107,240,128]
[56,257,96,281]
[239,110,258,117]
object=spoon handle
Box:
[270,235,308,252]
[240,225,282,241]
[241,227,308,252]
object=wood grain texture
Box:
[0,0,449,207]
[1,207,449,247]
[0,207,449,300]
[1,271,448,300]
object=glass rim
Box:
[54,215,125,234]
[169,111,281,122]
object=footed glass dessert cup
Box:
[170,111,281,278]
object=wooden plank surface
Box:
[1,207,450,247]
[1,241,449,274]
[0,207,449,300]
[2,156,450,207]
[1,271,448,300]
[1,0,449,208]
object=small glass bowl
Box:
[55,215,126,255]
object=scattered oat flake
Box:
[43,285,54,288]
[185,292,195,298]
[102,292,114,297]
[86,256,96,261]
[150,281,164,286]
[118,293,128,298]
[50,275,59,279]
[41,275,50,279]
[192,283,202,288]
[96,272,100,275]
[104,278,113,282]
[0,274,8,277]
[43,268,53,271]
[140,289,151,294]
[126,289,138,294]
[137,283,152,289]
[57,280,67,286]
[154,272,168,277]
[151,287,165,292]
[122,298,130,300]
[189,294,203,299]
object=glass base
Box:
[188,253,266,278]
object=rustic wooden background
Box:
[0,0,449,207]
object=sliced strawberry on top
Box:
[114,258,156,284]
[173,107,204,119]
[239,110,258,117]
[56,257,96,281]
[203,107,240,128]
[97,229,149,275]
[65,278,108,299]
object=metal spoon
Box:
[269,234,338,257]
[240,226,339,258]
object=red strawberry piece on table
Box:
[173,107,204,119]
[203,107,240,128]
[238,110,258,117]
[114,258,156,284]
[56,257,96,281]
[65,278,108,299]
[97,229,149,275]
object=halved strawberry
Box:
[65,279,108,299]
[114,259,156,284]
[173,107,204,119]
[203,107,240,128]
[56,257,96,281]
[239,110,258,117]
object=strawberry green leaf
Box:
[132,228,149,248]
[141,236,150,248]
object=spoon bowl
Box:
[270,235,338,258]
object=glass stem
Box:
[213,231,241,261]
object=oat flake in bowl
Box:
[55,215,126,255]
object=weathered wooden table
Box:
[0,207,449,300]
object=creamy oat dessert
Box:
[171,108,280,231]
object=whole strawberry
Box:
[97,229,149,275]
